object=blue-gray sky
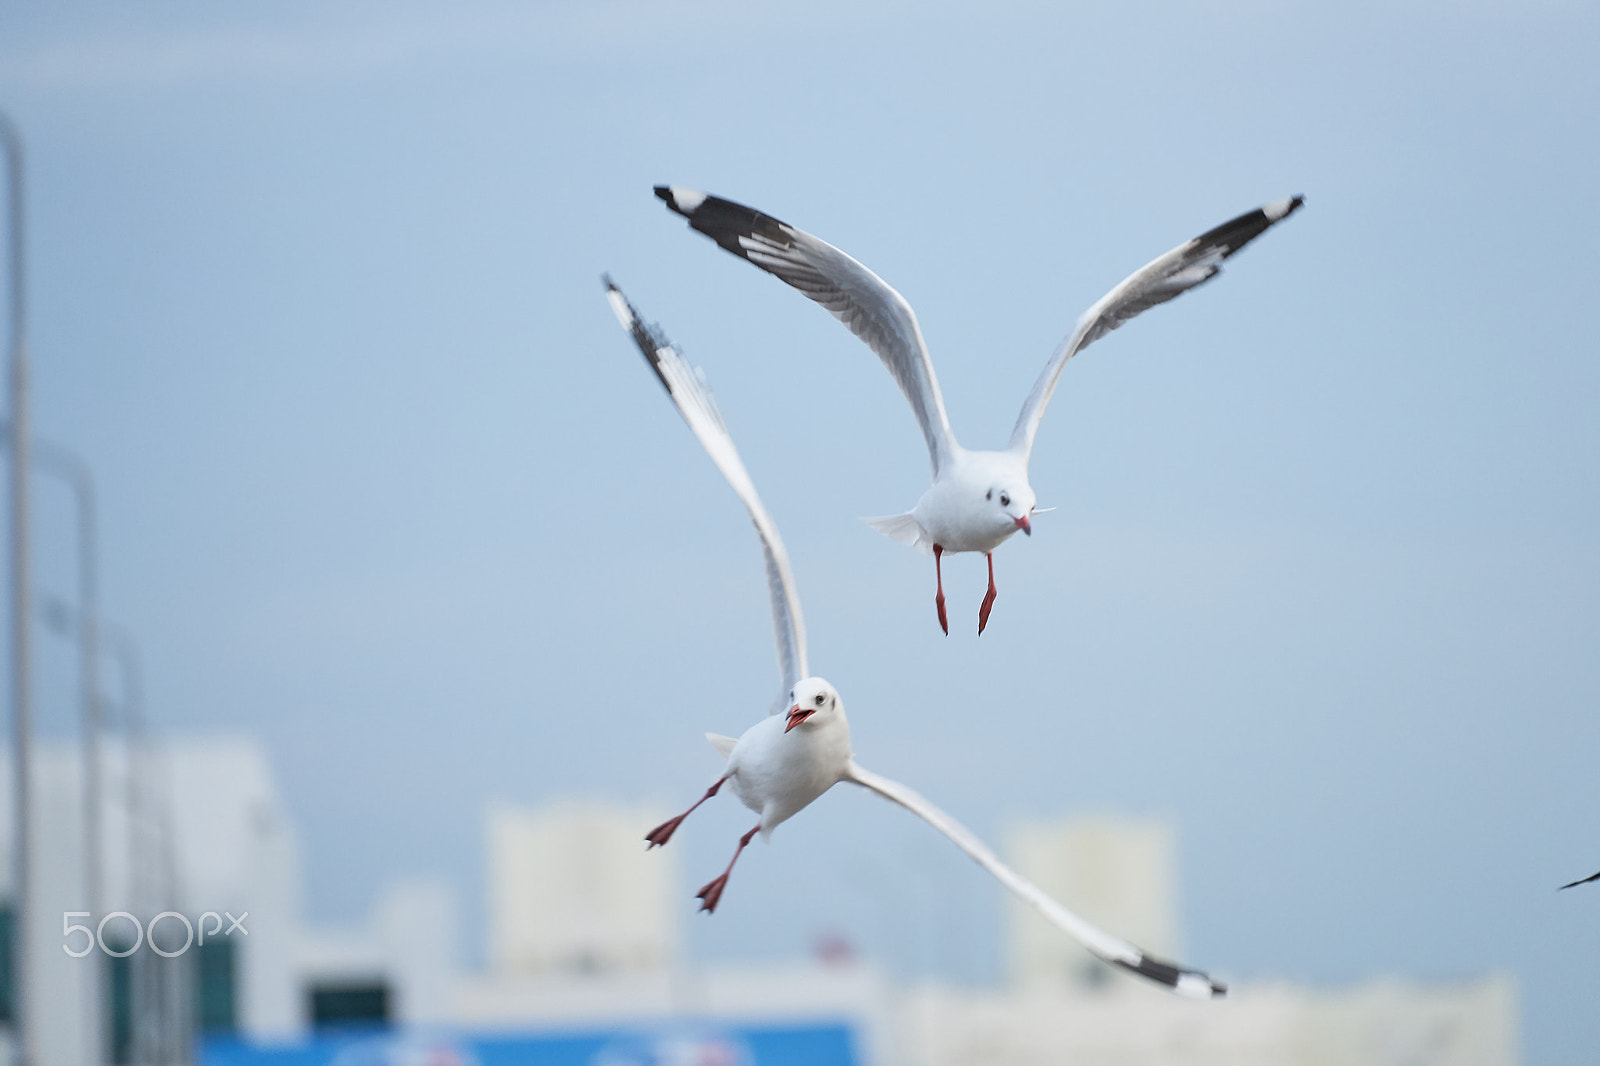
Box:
[3,0,1598,1060]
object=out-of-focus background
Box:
[0,1,1596,1064]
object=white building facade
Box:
[0,742,1522,1066]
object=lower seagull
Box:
[604,276,1226,999]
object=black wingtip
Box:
[1560,870,1600,890]
[654,185,680,213]
[601,278,674,396]
[1113,955,1226,999]
[1189,194,1306,261]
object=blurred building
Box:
[899,976,1517,1066]
[0,736,301,1065]
[451,801,894,1062]
[484,801,679,976]
[911,812,1518,1066]
[1005,814,1181,989]
[0,739,1520,1066]
[292,876,459,1030]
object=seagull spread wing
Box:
[1560,870,1600,890]
[843,759,1226,999]
[606,277,808,707]
[656,186,958,477]
[1009,196,1305,458]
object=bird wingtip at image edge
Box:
[1113,956,1228,999]
[654,184,705,216]
[1264,194,1305,221]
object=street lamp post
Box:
[17,441,104,910]
[4,429,107,1066]
[1,108,35,1066]
[101,628,151,1066]
[38,611,189,1066]
[36,445,102,927]
[99,626,189,1066]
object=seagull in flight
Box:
[604,276,1226,999]
[655,186,1304,634]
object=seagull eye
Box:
[985,489,993,501]
[815,694,825,706]
[1000,493,1010,507]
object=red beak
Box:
[1014,515,1032,536]
[785,705,815,732]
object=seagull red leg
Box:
[933,544,949,635]
[978,553,998,635]
[645,776,727,849]
[697,823,761,913]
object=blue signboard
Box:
[200,1021,860,1066]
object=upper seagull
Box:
[655,186,1304,634]
[605,275,1226,999]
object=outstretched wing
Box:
[606,277,807,705]
[1560,870,1600,890]
[844,760,1226,999]
[1009,196,1305,458]
[656,186,958,477]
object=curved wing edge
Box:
[605,276,809,702]
[656,185,959,476]
[844,759,1225,999]
[1009,196,1305,457]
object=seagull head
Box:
[785,677,842,732]
[984,483,1038,538]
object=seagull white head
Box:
[985,480,1037,538]
[785,677,842,732]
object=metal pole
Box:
[59,457,100,929]
[37,604,155,1066]
[32,446,103,1027]
[1,109,34,1066]
[119,633,144,1066]
[22,442,103,1066]
[109,633,145,1066]
[103,628,187,1066]
[62,458,101,1066]
[1,432,106,1065]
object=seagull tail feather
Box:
[863,512,932,554]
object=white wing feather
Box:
[844,759,1225,999]
[657,186,959,477]
[606,278,808,706]
[1009,196,1304,458]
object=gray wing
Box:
[656,186,958,477]
[1009,196,1305,458]
[843,760,1226,999]
[606,277,807,706]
